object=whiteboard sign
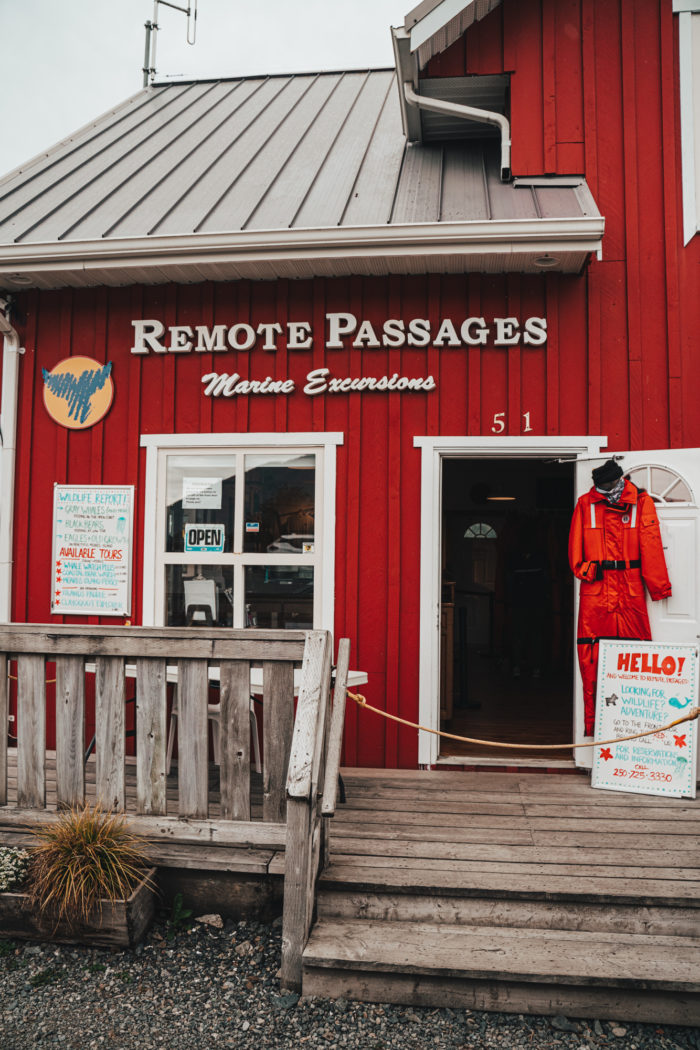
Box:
[592,640,698,799]
[52,485,134,616]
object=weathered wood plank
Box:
[525,803,700,821]
[0,654,7,805]
[331,807,700,835]
[263,660,295,823]
[287,632,330,801]
[177,659,209,819]
[303,918,700,991]
[302,967,700,1026]
[322,851,700,882]
[55,655,85,808]
[320,862,700,904]
[17,654,45,809]
[145,843,277,873]
[136,657,167,816]
[95,656,125,810]
[281,796,312,991]
[0,807,286,846]
[333,822,534,845]
[330,836,700,867]
[321,639,351,818]
[316,890,700,938]
[0,625,305,661]
[312,634,333,801]
[219,659,251,821]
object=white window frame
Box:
[140,432,343,630]
[413,434,606,767]
[675,1,700,243]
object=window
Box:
[676,2,700,242]
[141,433,342,630]
[464,522,497,539]
[626,464,694,505]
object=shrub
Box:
[26,804,152,927]
[0,846,30,892]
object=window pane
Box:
[245,565,314,629]
[165,455,235,553]
[165,565,233,626]
[243,454,315,553]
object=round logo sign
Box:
[42,356,114,430]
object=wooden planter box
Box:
[0,868,156,948]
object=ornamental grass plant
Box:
[26,804,153,928]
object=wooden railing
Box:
[280,634,350,990]
[0,623,349,990]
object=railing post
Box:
[280,630,332,992]
[0,653,7,806]
[17,654,46,809]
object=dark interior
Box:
[440,457,575,759]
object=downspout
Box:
[0,298,24,624]
[403,82,511,181]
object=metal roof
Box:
[0,71,603,290]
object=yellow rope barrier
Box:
[346,690,699,751]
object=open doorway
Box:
[440,457,574,760]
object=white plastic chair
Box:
[166,686,262,775]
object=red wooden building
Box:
[1,0,700,775]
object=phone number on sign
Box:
[612,769,673,782]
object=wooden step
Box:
[317,888,700,937]
[319,860,700,907]
[302,918,700,1024]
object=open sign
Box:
[184,524,225,553]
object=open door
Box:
[575,449,700,777]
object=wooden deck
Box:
[306,768,700,1025]
[4,758,700,1021]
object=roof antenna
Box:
[143,0,198,87]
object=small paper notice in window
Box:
[246,522,260,533]
[182,477,222,509]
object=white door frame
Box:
[413,435,607,766]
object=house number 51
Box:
[491,412,533,433]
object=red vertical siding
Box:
[7,0,700,768]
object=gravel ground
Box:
[1,916,699,1050]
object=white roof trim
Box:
[0,218,604,284]
[408,0,470,52]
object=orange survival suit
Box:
[568,479,672,735]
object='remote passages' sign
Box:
[592,640,698,799]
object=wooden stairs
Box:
[302,770,700,1025]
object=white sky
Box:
[1,0,407,179]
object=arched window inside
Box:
[464,522,498,540]
[626,465,694,505]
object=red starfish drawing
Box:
[599,747,613,761]
[674,734,687,748]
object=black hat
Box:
[592,459,623,486]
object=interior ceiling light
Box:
[487,495,516,501]
[534,255,559,269]
[6,273,32,285]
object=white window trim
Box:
[413,434,606,767]
[675,4,700,243]
[140,432,343,631]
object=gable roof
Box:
[0,70,602,291]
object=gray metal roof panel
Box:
[0,71,603,285]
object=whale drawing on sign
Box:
[43,357,114,429]
[668,696,693,710]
